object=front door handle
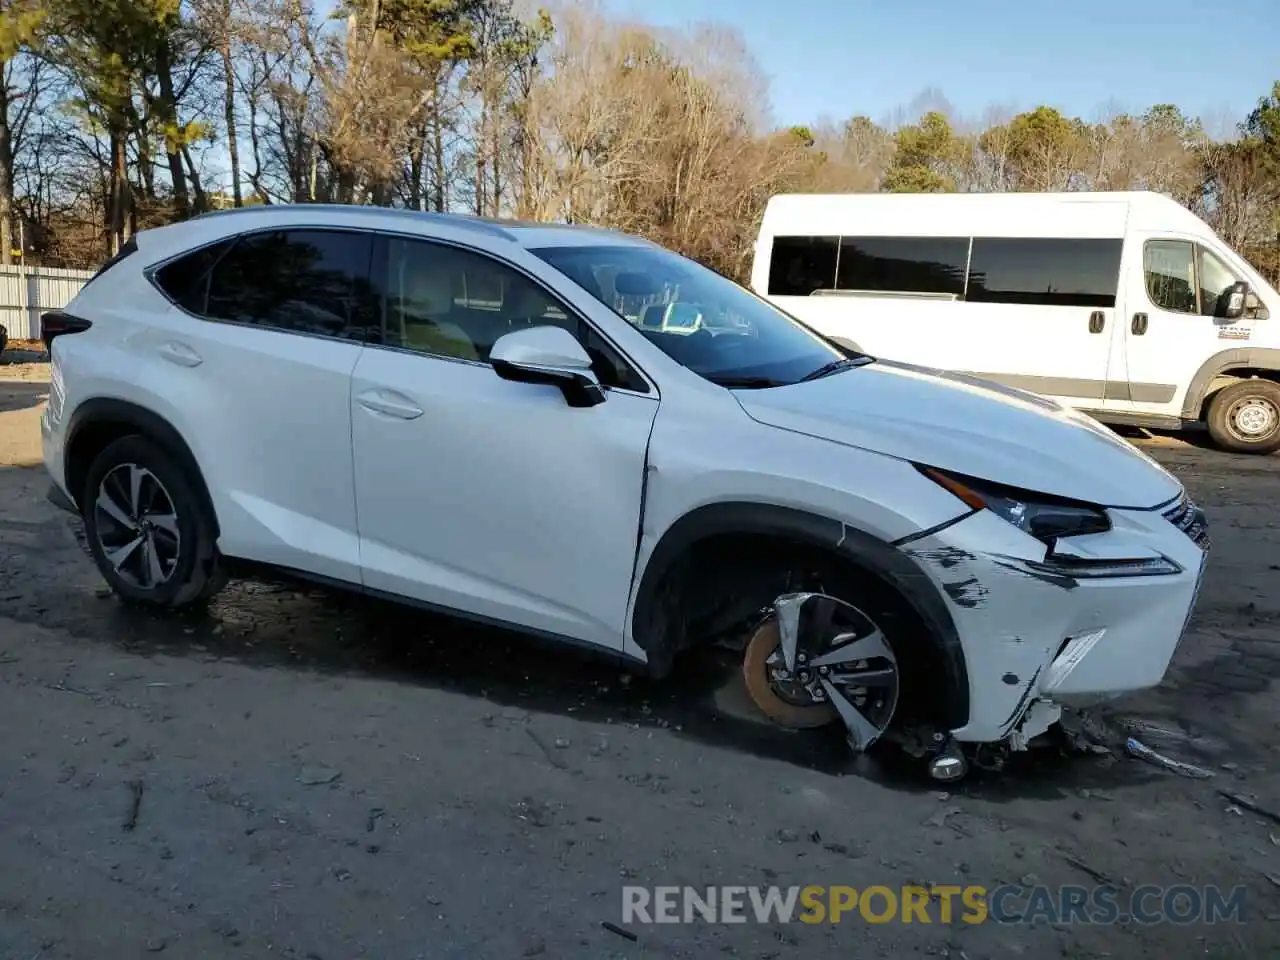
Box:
[1088,311,1105,334]
[1132,312,1149,336]
[357,389,424,420]
[156,341,203,367]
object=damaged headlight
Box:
[918,466,1111,541]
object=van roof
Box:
[759,190,1211,239]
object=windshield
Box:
[529,243,859,387]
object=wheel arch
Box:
[630,501,970,729]
[65,398,219,536]
[1181,347,1280,420]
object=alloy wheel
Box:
[94,463,182,590]
[744,592,899,750]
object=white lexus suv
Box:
[40,205,1209,775]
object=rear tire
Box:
[1206,380,1280,454]
[81,435,226,608]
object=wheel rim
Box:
[94,463,181,590]
[1226,395,1280,442]
[748,592,899,750]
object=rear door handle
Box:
[1088,311,1105,334]
[357,388,424,420]
[1132,312,1149,335]
[156,341,202,367]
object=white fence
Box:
[0,265,96,341]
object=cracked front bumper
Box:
[902,500,1207,744]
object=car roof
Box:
[181,204,650,250]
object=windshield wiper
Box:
[710,376,790,389]
[800,356,870,382]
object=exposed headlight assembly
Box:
[917,466,1181,578]
[917,466,1111,540]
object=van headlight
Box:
[918,466,1111,541]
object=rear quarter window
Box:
[152,239,235,313]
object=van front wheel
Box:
[1207,379,1280,454]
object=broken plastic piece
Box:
[1125,737,1215,779]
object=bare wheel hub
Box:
[743,592,900,750]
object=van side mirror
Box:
[1222,281,1250,320]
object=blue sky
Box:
[604,0,1279,130]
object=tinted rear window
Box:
[836,236,969,297]
[204,229,377,340]
[767,236,838,296]
[153,240,234,312]
[966,238,1123,308]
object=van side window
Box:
[768,236,838,296]
[1143,240,1197,314]
[967,238,1122,308]
[836,237,968,298]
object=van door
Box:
[952,236,1123,407]
[1108,235,1266,421]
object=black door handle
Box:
[1132,312,1148,335]
[1088,311,1105,334]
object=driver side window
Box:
[377,237,648,392]
[1144,240,1197,314]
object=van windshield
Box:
[529,244,866,388]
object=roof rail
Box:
[188,202,519,240]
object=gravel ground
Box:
[1,360,1278,959]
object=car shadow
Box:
[0,463,1178,798]
[0,380,50,414]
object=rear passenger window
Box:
[204,230,377,340]
[836,237,968,298]
[153,239,234,313]
[966,238,1123,308]
[767,236,838,296]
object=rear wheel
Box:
[81,435,226,607]
[1206,379,1280,454]
[741,592,900,750]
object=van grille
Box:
[1163,494,1210,551]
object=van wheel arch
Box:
[1181,348,1280,421]
[631,502,970,729]
[65,399,219,536]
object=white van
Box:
[752,191,1280,453]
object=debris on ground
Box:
[297,765,342,786]
[122,779,145,831]
[925,805,962,828]
[1124,738,1215,779]
[600,921,638,942]
[1217,790,1280,825]
[1062,853,1114,885]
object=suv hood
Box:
[734,359,1182,509]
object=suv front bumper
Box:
[901,495,1207,744]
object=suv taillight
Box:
[41,310,93,353]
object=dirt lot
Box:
[1,359,1278,959]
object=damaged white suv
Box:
[41,205,1209,776]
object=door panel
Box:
[145,228,375,583]
[951,237,1122,405]
[351,349,657,647]
[1110,236,1259,418]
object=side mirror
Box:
[1222,280,1250,320]
[489,325,606,408]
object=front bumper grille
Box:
[1163,493,1210,551]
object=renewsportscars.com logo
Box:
[621,884,1248,926]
